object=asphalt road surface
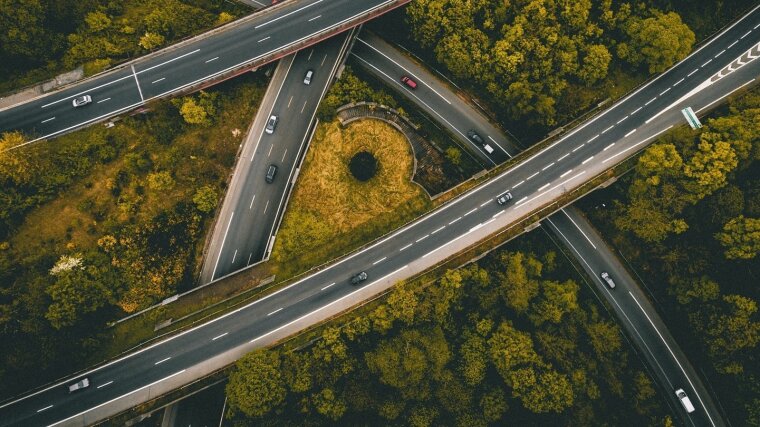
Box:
[0,5,757,427]
[200,31,355,285]
[0,0,408,145]
[544,207,724,426]
[351,31,517,166]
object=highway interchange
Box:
[0,2,757,426]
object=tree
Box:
[178,97,208,125]
[192,185,218,213]
[716,216,760,260]
[480,388,508,422]
[311,388,347,421]
[459,331,487,386]
[705,294,760,374]
[577,44,612,84]
[619,12,695,73]
[497,252,541,313]
[445,147,462,166]
[139,31,164,50]
[529,279,579,326]
[0,0,52,59]
[488,321,540,376]
[226,349,287,418]
[0,131,34,184]
[146,171,175,191]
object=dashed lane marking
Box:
[372,256,387,265]
[602,125,614,134]
[267,308,283,316]
[542,162,555,171]
[603,143,615,151]
[538,183,551,192]
[415,235,429,243]
[154,357,171,365]
[644,97,657,106]
[321,282,336,291]
[212,333,228,341]
[659,87,671,96]
[399,243,413,251]
[560,169,573,178]
[625,129,637,138]
[582,156,593,165]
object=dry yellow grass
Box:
[273,119,431,273]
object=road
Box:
[199,31,355,285]
[354,31,729,426]
[0,0,409,146]
[544,207,724,426]
[0,5,757,427]
[350,31,517,166]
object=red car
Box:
[401,76,417,89]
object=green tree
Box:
[445,147,462,166]
[192,185,218,213]
[577,44,612,84]
[480,388,508,422]
[312,388,347,421]
[529,279,579,326]
[146,171,175,191]
[705,294,760,374]
[139,31,164,50]
[488,321,540,376]
[497,252,541,313]
[226,349,286,417]
[0,131,35,184]
[716,216,760,260]
[619,12,695,73]
[178,97,208,125]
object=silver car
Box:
[303,69,314,85]
[600,272,616,289]
[72,95,92,107]
[68,378,90,393]
[265,115,278,134]
[496,192,513,205]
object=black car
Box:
[265,164,278,183]
[350,271,368,285]
[467,130,484,144]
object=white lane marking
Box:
[659,87,671,96]
[355,37,452,105]
[541,162,555,171]
[487,135,513,158]
[307,49,314,61]
[602,125,614,134]
[561,209,596,250]
[557,153,570,162]
[616,115,628,124]
[151,77,165,84]
[560,169,573,178]
[526,171,539,180]
[40,75,132,108]
[267,144,274,157]
[287,96,293,108]
[205,56,219,63]
[755,22,760,29]
[582,156,593,165]
[449,217,461,225]
[469,218,495,232]
[48,371,186,426]
[628,291,716,426]
[154,357,171,365]
[301,100,308,113]
[263,200,270,214]
[741,30,752,39]
[321,54,327,66]
[37,405,53,413]
[415,235,429,243]
[493,210,504,219]
[514,196,528,205]
[644,97,657,106]
[432,225,445,234]
[603,143,615,151]
[131,64,144,101]
[267,308,283,316]
[702,58,713,67]
[258,36,271,43]
[687,68,699,77]
[247,253,253,265]
[210,212,234,281]
[630,106,643,115]
[538,183,551,192]
[602,126,674,164]
[97,98,111,104]
[308,15,322,21]
[624,129,637,138]
[41,117,55,124]
[422,226,479,259]
[249,194,256,210]
[96,381,113,389]
[696,79,755,114]
[464,208,477,216]
[515,171,587,210]
[673,78,684,86]
[231,250,238,264]
[321,282,336,291]
[373,256,387,265]
[715,49,726,58]
[281,148,288,162]
[137,49,200,75]
[480,200,491,208]
[212,332,228,341]
[399,243,413,251]
[255,0,324,29]
[588,134,599,143]
[571,145,584,153]
[513,180,525,188]
[251,265,409,344]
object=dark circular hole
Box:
[349,151,378,182]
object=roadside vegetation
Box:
[579,88,760,424]
[0,73,267,398]
[272,119,432,278]
[0,0,250,93]
[227,232,670,425]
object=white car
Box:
[303,69,314,85]
[675,388,696,413]
[68,378,90,393]
[72,95,92,107]
[600,272,616,289]
[496,192,513,205]
[265,115,278,134]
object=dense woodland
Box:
[583,89,760,424]
[225,239,669,426]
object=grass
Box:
[271,119,433,277]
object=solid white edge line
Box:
[560,169,573,178]
[255,0,324,29]
[538,183,551,192]
[582,156,593,164]
[624,129,637,138]
[695,78,755,114]
[561,209,596,250]
[514,171,586,211]
[136,48,201,75]
[602,126,674,163]
[210,212,234,281]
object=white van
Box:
[483,144,495,154]
[675,388,695,413]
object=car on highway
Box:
[265,115,279,134]
[303,69,314,85]
[600,272,616,289]
[675,388,696,413]
[496,192,513,205]
[401,76,417,89]
[265,164,278,183]
[72,95,92,107]
[350,271,368,285]
[467,130,495,154]
[68,378,90,393]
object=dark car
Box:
[496,192,513,205]
[350,271,368,285]
[401,76,417,89]
[265,164,278,183]
[600,272,616,289]
[467,130,484,144]
[265,115,278,134]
